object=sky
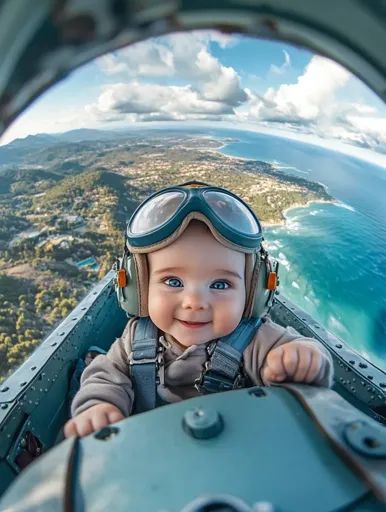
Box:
[1,30,385,166]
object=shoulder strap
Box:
[131,317,262,411]
[195,318,262,394]
[130,317,161,414]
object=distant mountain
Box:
[0,129,126,166]
[56,129,122,142]
[0,126,210,166]
[0,134,60,165]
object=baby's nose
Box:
[181,289,209,310]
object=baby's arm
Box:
[64,320,136,438]
[244,318,333,387]
[262,340,330,385]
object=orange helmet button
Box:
[267,272,277,290]
[117,269,127,288]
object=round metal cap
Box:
[182,407,224,439]
[343,420,386,458]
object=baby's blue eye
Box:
[210,280,230,290]
[164,277,183,288]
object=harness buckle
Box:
[194,358,247,394]
[129,347,164,367]
[194,372,234,393]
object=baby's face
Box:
[147,222,246,347]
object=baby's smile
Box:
[176,319,211,329]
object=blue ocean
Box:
[207,128,386,370]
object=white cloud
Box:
[97,43,174,77]
[235,55,386,154]
[97,32,246,107]
[269,50,291,75]
[245,55,349,122]
[85,81,234,123]
[88,32,246,124]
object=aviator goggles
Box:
[127,182,263,250]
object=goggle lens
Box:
[130,191,185,234]
[203,190,261,235]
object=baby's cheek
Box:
[148,295,168,328]
[214,299,244,336]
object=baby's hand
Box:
[64,403,124,438]
[262,342,323,384]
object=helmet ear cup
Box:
[250,252,278,318]
[115,252,140,316]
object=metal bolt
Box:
[182,407,223,439]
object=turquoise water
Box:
[209,128,386,369]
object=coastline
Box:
[209,140,335,229]
[212,146,255,162]
[263,199,335,229]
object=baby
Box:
[64,182,333,438]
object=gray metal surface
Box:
[0,386,372,512]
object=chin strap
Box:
[195,317,263,394]
[130,317,262,413]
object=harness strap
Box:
[195,318,263,394]
[130,317,160,414]
[131,317,262,412]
